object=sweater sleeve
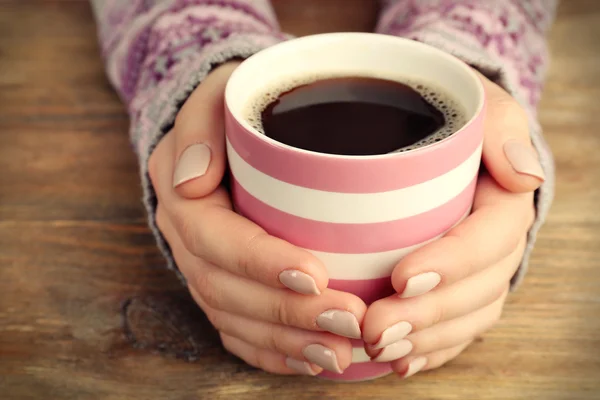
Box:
[90,0,285,281]
[377,0,557,288]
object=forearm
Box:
[377,0,558,287]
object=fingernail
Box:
[285,357,318,376]
[399,272,441,298]
[317,310,361,339]
[279,270,320,295]
[173,143,211,187]
[372,321,413,349]
[373,340,413,362]
[401,356,427,379]
[503,141,545,181]
[302,344,342,374]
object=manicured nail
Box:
[173,143,211,187]
[279,270,320,295]
[503,140,545,181]
[302,344,342,374]
[373,321,413,349]
[317,310,361,339]
[401,357,427,379]
[373,340,413,362]
[285,357,318,376]
[399,272,441,298]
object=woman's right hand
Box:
[148,62,366,376]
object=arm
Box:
[90,0,286,279]
[377,0,558,287]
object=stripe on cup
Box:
[329,277,395,305]
[319,362,393,381]
[228,139,482,224]
[232,177,476,254]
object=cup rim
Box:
[225,32,485,160]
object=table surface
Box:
[1,1,599,399]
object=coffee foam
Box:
[243,72,467,153]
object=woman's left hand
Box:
[361,73,545,379]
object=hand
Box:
[361,73,544,378]
[148,62,367,376]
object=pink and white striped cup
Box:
[224,33,485,381]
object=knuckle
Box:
[431,303,445,326]
[424,293,446,326]
[495,96,527,126]
[238,231,266,280]
[173,210,202,256]
[265,325,286,355]
[194,270,220,309]
[444,232,474,272]
[272,297,301,327]
[274,299,290,326]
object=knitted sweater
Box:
[90,0,557,288]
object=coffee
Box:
[245,75,466,156]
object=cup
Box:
[224,33,485,381]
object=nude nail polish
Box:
[173,143,211,187]
[372,321,413,349]
[401,357,427,379]
[285,357,318,375]
[399,272,441,298]
[302,344,342,373]
[279,270,320,295]
[504,140,545,181]
[316,310,361,339]
[373,340,413,362]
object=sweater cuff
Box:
[136,34,284,283]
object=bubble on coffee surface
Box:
[244,72,467,153]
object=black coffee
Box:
[251,76,461,156]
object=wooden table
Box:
[1,1,599,399]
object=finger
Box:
[477,71,545,192]
[220,333,318,375]
[362,238,525,348]
[161,214,366,338]
[392,173,534,298]
[370,288,507,362]
[154,128,327,295]
[391,341,473,379]
[188,259,365,338]
[171,61,241,198]
[191,287,352,373]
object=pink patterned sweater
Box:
[90,0,557,288]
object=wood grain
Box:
[1,1,599,399]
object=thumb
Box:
[172,61,241,199]
[479,73,545,193]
